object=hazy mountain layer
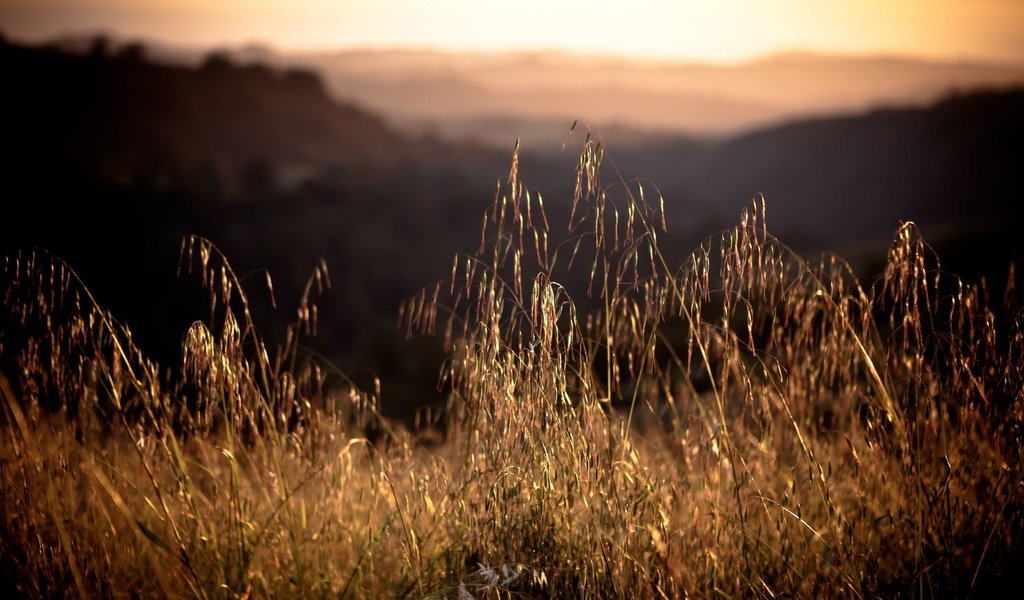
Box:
[292,48,1024,144]
[3,38,1021,418]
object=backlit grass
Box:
[2,140,1022,598]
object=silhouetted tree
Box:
[283,68,324,94]
[202,51,234,73]
[88,35,110,60]
[116,42,146,63]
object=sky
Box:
[3,0,1024,63]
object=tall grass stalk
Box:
[2,139,1022,598]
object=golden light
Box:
[3,0,1023,62]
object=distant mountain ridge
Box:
[294,47,1024,143]
[1,36,1021,419]
[0,38,418,197]
[614,88,1024,247]
[34,32,1024,147]
[4,35,1021,251]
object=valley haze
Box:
[37,31,1024,145]
[2,33,1023,420]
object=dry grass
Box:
[2,139,1022,598]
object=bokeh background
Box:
[2,1,1022,420]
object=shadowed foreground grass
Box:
[2,141,1022,598]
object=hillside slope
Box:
[2,38,1021,418]
[609,88,1024,266]
[1,40,415,193]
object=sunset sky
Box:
[4,0,1024,63]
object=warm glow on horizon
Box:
[3,0,1024,63]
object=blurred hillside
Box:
[291,48,1024,146]
[40,34,1024,146]
[2,37,1022,419]
[0,38,515,416]
[611,88,1024,252]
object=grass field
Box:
[2,140,1022,598]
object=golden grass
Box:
[2,139,1022,598]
